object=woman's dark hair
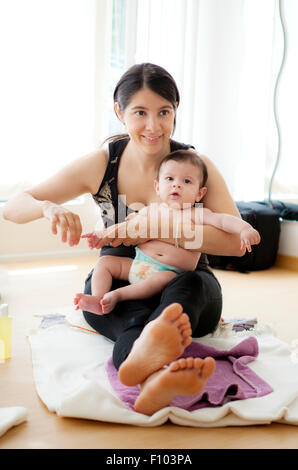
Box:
[113,63,180,135]
[157,150,208,187]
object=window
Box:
[0,0,97,199]
[108,0,127,136]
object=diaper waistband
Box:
[135,247,183,275]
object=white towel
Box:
[0,407,28,438]
[27,310,298,427]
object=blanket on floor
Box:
[27,309,298,427]
[106,337,273,411]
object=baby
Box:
[74,150,260,315]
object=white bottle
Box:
[0,304,12,360]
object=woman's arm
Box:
[74,153,245,257]
[91,208,244,257]
[3,149,108,246]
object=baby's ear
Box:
[196,186,207,202]
[154,179,160,194]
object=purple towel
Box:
[105,337,273,412]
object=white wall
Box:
[278,220,298,258]
[0,195,102,263]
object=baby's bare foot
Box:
[118,303,192,386]
[100,291,119,314]
[74,293,103,315]
[134,356,216,416]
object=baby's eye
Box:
[166,176,173,181]
[184,179,192,184]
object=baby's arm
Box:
[82,207,150,250]
[202,208,261,252]
[125,206,148,221]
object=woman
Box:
[3,63,244,415]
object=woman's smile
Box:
[141,134,163,144]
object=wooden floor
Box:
[0,255,298,450]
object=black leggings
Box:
[83,267,222,370]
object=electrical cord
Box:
[268,0,287,206]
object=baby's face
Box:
[155,160,206,208]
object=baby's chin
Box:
[166,199,195,210]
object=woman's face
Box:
[115,88,176,156]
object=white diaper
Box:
[128,247,182,284]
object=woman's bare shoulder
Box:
[196,152,240,217]
[28,147,108,204]
[74,146,108,194]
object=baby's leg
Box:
[101,270,177,314]
[74,256,132,315]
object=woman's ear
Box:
[114,102,124,123]
[196,186,207,202]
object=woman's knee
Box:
[162,271,205,303]
[160,270,222,328]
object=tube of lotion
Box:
[0,304,12,360]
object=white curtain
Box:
[131,0,297,202]
[131,0,252,198]
[0,0,112,200]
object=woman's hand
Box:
[42,201,82,246]
[93,217,151,249]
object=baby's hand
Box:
[81,231,103,249]
[240,227,261,252]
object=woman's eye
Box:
[160,110,169,116]
[135,110,145,116]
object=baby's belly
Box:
[139,240,200,271]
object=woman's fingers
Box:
[51,215,59,235]
[65,212,82,245]
[50,212,82,246]
[42,202,82,246]
[58,214,69,243]
[73,213,82,244]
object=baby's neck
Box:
[160,201,194,211]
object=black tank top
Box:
[92,137,210,272]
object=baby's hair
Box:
[157,150,208,187]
